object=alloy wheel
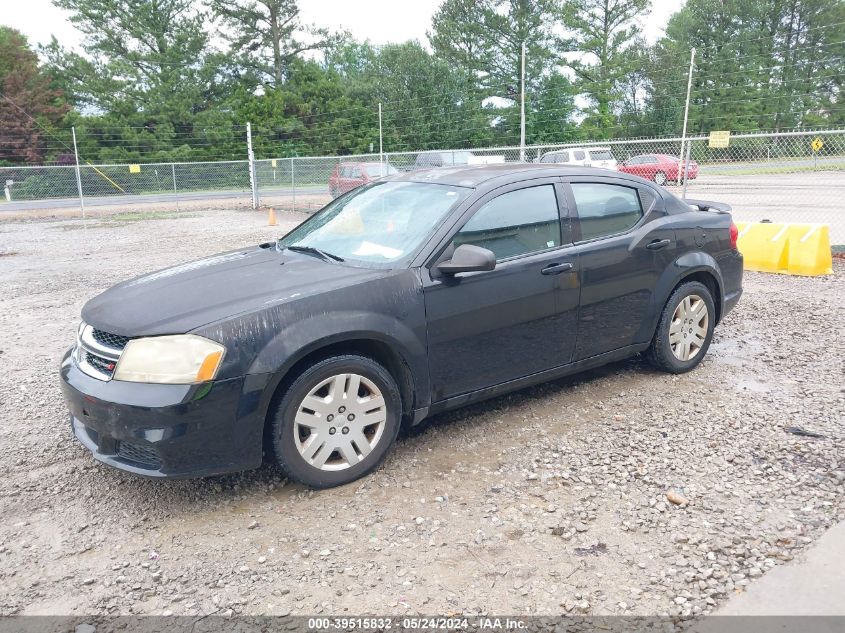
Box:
[669,294,709,361]
[654,171,667,185]
[293,373,387,471]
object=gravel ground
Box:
[0,209,843,618]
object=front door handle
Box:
[541,262,574,275]
[646,239,671,250]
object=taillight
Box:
[729,221,739,250]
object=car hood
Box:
[81,245,390,337]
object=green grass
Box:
[706,163,845,176]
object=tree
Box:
[428,0,490,95]
[526,72,578,144]
[649,0,845,135]
[327,40,500,151]
[428,0,564,145]
[210,0,336,87]
[0,27,68,165]
[45,0,237,162]
[560,0,651,138]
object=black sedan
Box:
[60,164,743,488]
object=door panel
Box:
[565,179,675,360]
[423,180,579,402]
[424,250,579,401]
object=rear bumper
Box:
[723,287,742,318]
[59,348,267,478]
[720,250,744,321]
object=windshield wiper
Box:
[285,245,344,263]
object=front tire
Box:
[647,281,715,374]
[270,355,402,488]
[653,171,667,186]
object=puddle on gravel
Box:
[709,333,766,367]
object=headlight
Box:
[113,335,225,384]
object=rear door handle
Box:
[646,239,671,250]
[541,262,574,275]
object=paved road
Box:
[0,185,329,212]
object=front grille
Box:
[85,352,115,375]
[117,441,161,468]
[92,329,130,350]
[76,323,126,381]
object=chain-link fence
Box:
[2,129,844,244]
[0,160,254,212]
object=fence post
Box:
[71,126,86,222]
[291,157,296,213]
[171,163,179,212]
[682,139,693,199]
[246,122,258,209]
[378,102,384,173]
[678,48,696,185]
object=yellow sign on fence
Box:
[708,130,731,148]
[271,159,277,168]
[129,164,141,174]
[811,138,824,152]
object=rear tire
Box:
[653,171,667,186]
[270,355,402,488]
[647,281,715,374]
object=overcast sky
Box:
[4,0,682,50]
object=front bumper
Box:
[59,348,268,478]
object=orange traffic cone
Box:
[267,207,277,226]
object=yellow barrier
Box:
[735,221,833,276]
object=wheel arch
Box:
[675,269,723,324]
[649,253,725,340]
[257,334,419,458]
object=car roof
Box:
[384,163,633,188]
[544,146,611,154]
[339,161,391,166]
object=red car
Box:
[329,162,398,198]
[617,154,698,185]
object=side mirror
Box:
[437,244,496,275]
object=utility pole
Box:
[246,122,258,209]
[378,102,384,174]
[71,126,86,222]
[678,48,696,189]
[520,41,526,162]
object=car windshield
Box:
[540,152,567,163]
[589,150,614,160]
[365,164,398,178]
[278,181,469,265]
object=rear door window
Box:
[571,183,643,241]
